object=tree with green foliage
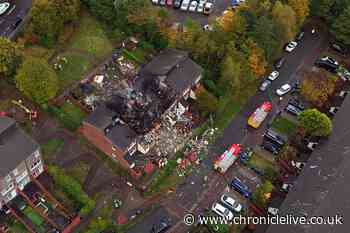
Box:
[298,109,332,137]
[0,38,23,79]
[252,181,274,208]
[310,0,335,18]
[15,57,59,105]
[196,87,219,115]
[272,1,297,42]
[219,55,243,96]
[288,0,310,26]
[331,6,350,46]
[52,0,81,22]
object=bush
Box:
[48,165,95,217]
[47,102,85,131]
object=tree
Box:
[15,57,59,105]
[331,6,350,46]
[0,38,23,78]
[219,55,243,96]
[298,109,332,137]
[310,0,335,18]
[52,0,81,22]
[247,41,267,78]
[288,0,310,26]
[252,181,274,208]
[272,1,297,42]
[196,87,219,115]
[30,0,64,45]
[300,70,336,108]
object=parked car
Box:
[0,2,10,15]
[220,194,242,212]
[203,24,213,31]
[267,207,279,216]
[285,41,298,52]
[321,56,339,66]
[274,57,285,69]
[212,202,234,220]
[296,31,304,41]
[239,147,253,164]
[285,104,302,116]
[280,183,292,193]
[189,1,198,11]
[291,160,305,171]
[152,0,160,4]
[259,79,272,92]
[267,70,279,81]
[231,177,252,199]
[331,43,347,55]
[151,220,171,233]
[288,98,305,110]
[276,83,292,96]
[261,140,280,155]
[166,0,173,6]
[173,0,182,8]
[315,59,338,73]
[159,0,167,6]
[203,2,213,15]
[197,0,206,12]
[329,106,339,116]
[181,0,191,10]
[264,129,285,147]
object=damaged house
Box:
[81,49,203,176]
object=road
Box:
[0,0,32,38]
[126,22,330,233]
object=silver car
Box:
[220,194,242,212]
[259,79,272,92]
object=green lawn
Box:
[23,207,44,227]
[248,153,277,172]
[41,138,64,161]
[10,221,28,233]
[48,102,86,131]
[69,12,113,59]
[66,161,91,185]
[215,97,242,131]
[54,52,93,91]
[270,117,298,136]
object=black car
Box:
[261,140,280,155]
[275,57,285,69]
[315,59,338,73]
[151,221,171,233]
[285,104,302,116]
[173,0,182,8]
[264,129,285,147]
[288,98,305,110]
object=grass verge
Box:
[41,138,64,161]
[270,117,298,137]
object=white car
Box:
[212,202,234,221]
[321,56,339,65]
[197,0,206,12]
[203,24,213,31]
[189,1,198,11]
[220,194,242,212]
[285,41,298,52]
[0,2,10,15]
[268,207,279,216]
[276,84,292,96]
[267,71,279,81]
[181,0,191,10]
[203,2,213,15]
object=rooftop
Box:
[0,117,39,177]
[266,95,350,233]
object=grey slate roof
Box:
[266,96,350,233]
[140,48,203,95]
[85,105,137,151]
[0,117,39,177]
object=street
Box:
[0,0,32,38]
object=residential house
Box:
[0,117,44,208]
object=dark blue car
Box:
[231,177,252,199]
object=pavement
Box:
[0,0,32,38]
[124,21,331,233]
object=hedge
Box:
[48,165,95,217]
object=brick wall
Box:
[80,122,131,169]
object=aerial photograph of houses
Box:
[0,0,350,233]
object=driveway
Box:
[0,0,32,38]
